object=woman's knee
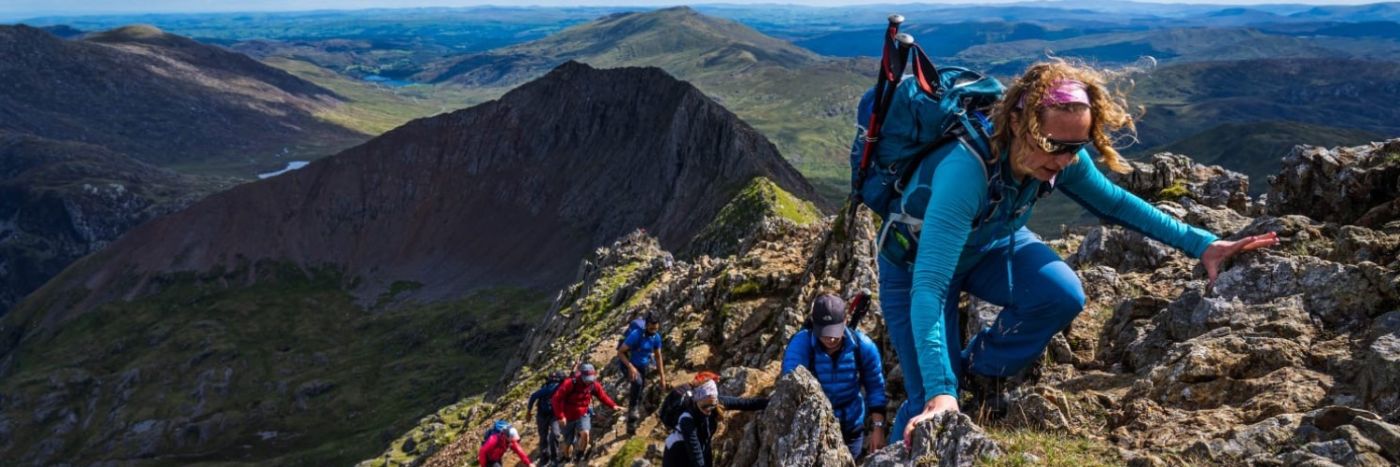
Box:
[1047,275,1086,319]
[1025,265,1085,319]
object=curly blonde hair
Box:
[989,59,1140,174]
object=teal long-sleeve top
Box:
[905,143,1218,401]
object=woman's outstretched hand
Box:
[1202,231,1280,287]
[904,394,959,447]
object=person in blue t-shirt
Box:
[618,312,666,424]
[782,293,888,460]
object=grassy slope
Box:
[263,57,503,137]
[984,428,1124,466]
[1,264,548,465]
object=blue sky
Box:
[1,0,1383,20]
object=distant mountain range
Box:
[1131,58,1400,149]
[0,62,823,465]
[409,6,871,201]
[0,24,377,317]
[0,25,365,175]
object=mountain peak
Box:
[86,24,164,40]
[15,60,823,322]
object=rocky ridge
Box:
[369,139,1399,466]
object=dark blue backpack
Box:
[482,420,512,446]
[537,381,560,416]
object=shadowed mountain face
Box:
[0,131,233,315]
[0,62,822,464]
[0,24,365,174]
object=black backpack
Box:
[659,385,693,430]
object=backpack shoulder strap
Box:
[845,328,870,383]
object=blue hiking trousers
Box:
[879,227,1085,442]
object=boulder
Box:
[731,367,854,467]
[861,411,1001,467]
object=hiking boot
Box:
[962,372,1011,420]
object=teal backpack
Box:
[848,18,1042,269]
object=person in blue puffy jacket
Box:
[781,293,888,459]
[877,60,1279,443]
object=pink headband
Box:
[1018,79,1090,109]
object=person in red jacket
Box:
[551,363,619,463]
[477,425,533,467]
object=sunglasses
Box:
[1038,135,1091,156]
[698,402,717,411]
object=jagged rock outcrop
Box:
[1267,139,1400,228]
[863,412,1001,467]
[730,367,854,467]
[1109,153,1252,213]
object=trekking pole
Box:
[846,14,908,226]
[840,23,918,243]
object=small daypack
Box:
[615,317,647,349]
[481,420,512,446]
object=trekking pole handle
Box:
[895,33,915,48]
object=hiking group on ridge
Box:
[477,13,1279,466]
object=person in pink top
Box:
[477,425,533,467]
[550,363,619,462]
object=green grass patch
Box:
[1156,182,1190,201]
[983,428,1124,466]
[2,264,549,466]
[576,261,645,319]
[265,57,503,136]
[607,436,650,467]
[689,176,823,257]
[730,280,762,298]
